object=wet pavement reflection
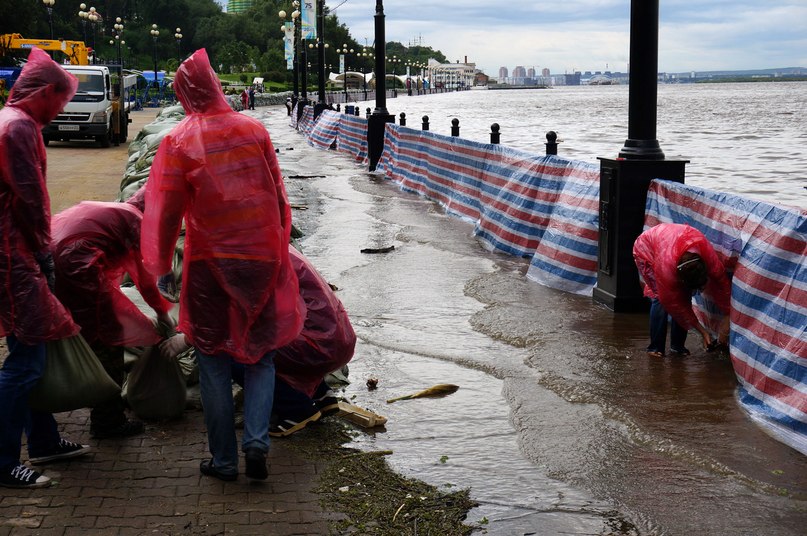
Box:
[262,108,807,535]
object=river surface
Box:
[264,81,806,536]
[354,81,807,210]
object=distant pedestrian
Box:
[51,186,175,440]
[633,223,731,358]
[142,49,304,482]
[240,88,248,110]
[0,47,91,490]
[285,97,292,116]
[248,86,255,110]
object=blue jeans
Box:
[0,336,61,470]
[648,299,688,354]
[197,350,275,475]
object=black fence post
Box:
[422,115,429,131]
[490,123,500,144]
[366,107,371,118]
[545,131,558,155]
[450,118,460,137]
[399,112,406,126]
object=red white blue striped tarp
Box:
[335,114,368,164]
[297,106,315,136]
[646,180,807,456]
[307,109,340,150]
[377,124,601,295]
[289,102,299,129]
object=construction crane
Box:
[0,34,89,65]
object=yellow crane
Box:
[0,33,89,65]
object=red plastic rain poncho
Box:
[51,200,173,347]
[141,49,304,363]
[275,249,356,397]
[633,223,731,329]
[0,48,79,344]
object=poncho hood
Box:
[6,47,78,126]
[173,49,231,115]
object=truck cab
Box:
[42,65,134,147]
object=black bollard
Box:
[399,112,406,126]
[450,118,460,137]
[490,123,500,144]
[354,106,359,117]
[366,107,371,118]
[545,131,558,155]
[336,103,340,112]
[422,115,429,131]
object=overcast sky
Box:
[224,1,807,74]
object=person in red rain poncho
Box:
[0,48,91,489]
[633,223,731,358]
[240,88,248,110]
[142,49,304,482]
[51,186,174,439]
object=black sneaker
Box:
[28,439,91,465]
[269,408,322,437]
[90,419,145,439]
[313,389,341,417]
[0,464,51,488]
[244,448,268,481]
[200,459,237,482]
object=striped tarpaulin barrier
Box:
[646,179,807,456]
[307,109,340,149]
[297,106,315,136]
[289,102,299,129]
[335,114,368,164]
[377,124,601,295]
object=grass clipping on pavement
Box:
[286,420,479,535]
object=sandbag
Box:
[124,346,186,421]
[28,335,121,413]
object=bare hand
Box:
[159,333,190,359]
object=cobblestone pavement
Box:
[1,106,347,536]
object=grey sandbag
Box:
[125,346,186,421]
[28,334,121,413]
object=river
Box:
[354,81,807,210]
[270,81,806,536]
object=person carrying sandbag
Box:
[50,185,175,439]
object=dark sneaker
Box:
[28,439,91,465]
[244,448,268,481]
[313,389,341,417]
[0,464,51,488]
[269,408,322,437]
[91,419,145,439]
[669,347,691,357]
[200,459,237,482]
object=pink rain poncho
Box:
[51,200,173,347]
[275,249,356,397]
[141,49,304,363]
[633,223,731,329]
[0,47,79,344]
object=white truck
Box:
[42,64,137,147]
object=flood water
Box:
[261,81,806,536]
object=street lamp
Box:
[150,24,160,100]
[43,0,55,41]
[336,44,353,104]
[87,6,99,64]
[109,17,124,66]
[174,28,183,64]
[78,4,89,45]
[360,47,373,100]
[279,3,301,108]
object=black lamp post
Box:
[88,6,99,64]
[43,0,55,40]
[174,27,182,64]
[150,24,160,98]
[280,5,301,108]
[313,0,327,116]
[336,44,353,104]
[367,0,394,171]
[78,4,89,45]
[592,0,688,312]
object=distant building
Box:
[542,68,550,78]
[227,0,255,14]
[512,66,526,78]
[499,66,508,79]
[527,67,536,78]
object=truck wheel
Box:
[97,127,112,148]
[43,135,50,147]
[119,115,129,143]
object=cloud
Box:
[331,0,806,74]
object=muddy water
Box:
[261,104,806,535]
